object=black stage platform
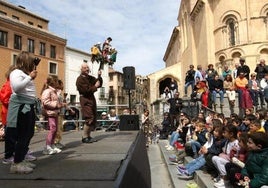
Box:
[0,129,150,188]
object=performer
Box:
[76,63,103,143]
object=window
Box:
[37,25,43,29]
[28,21,33,25]
[226,18,236,46]
[40,42,46,56]
[28,39,35,53]
[0,30,7,46]
[49,62,57,75]
[0,11,7,16]
[12,15,19,20]
[109,74,113,81]
[99,87,105,98]
[13,54,17,65]
[14,35,22,50]
[50,45,56,58]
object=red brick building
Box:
[0,1,66,98]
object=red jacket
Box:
[0,79,12,126]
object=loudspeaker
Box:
[123,66,135,90]
[119,115,139,131]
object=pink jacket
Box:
[41,86,60,117]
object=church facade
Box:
[148,0,268,118]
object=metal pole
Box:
[129,89,131,115]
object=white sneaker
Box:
[53,147,62,154]
[2,156,14,164]
[22,161,36,169]
[43,146,56,155]
[10,162,33,174]
[165,144,170,148]
[214,178,225,187]
[25,153,37,161]
[166,146,174,151]
[52,145,62,153]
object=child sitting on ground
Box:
[212,125,239,188]
[177,123,225,180]
[188,121,208,159]
[248,119,265,133]
[238,132,268,188]
[225,132,248,187]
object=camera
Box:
[33,57,41,66]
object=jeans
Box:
[190,140,202,154]
[212,90,224,104]
[185,154,206,175]
[184,81,195,95]
[169,131,180,146]
[249,89,264,106]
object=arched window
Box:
[226,18,236,46]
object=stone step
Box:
[158,139,214,188]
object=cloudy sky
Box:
[9,0,180,76]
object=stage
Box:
[0,129,151,188]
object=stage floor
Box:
[0,129,140,188]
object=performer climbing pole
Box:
[90,37,117,70]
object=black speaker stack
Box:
[120,66,140,131]
[123,66,135,90]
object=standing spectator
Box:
[54,79,73,149]
[248,73,265,108]
[210,75,224,107]
[169,78,178,98]
[223,74,236,108]
[233,62,240,79]
[237,58,250,80]
[76,63,103,143]
[41,76,66,155]
[159,112,171,139]
[222,65,232,80]
[254,59,268,81]
[162,86,172,99]
[167,92,183,131]
[194,65,204,84]
[260,73,268,105]
[205,64,218,89]
[6,51,38,174]
[142,109,152,147]
[0,65,15,138]
[184,65,196,97]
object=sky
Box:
[9,0,180,76]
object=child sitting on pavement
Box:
[237,132,268,188]
[212,125,239,188]
[177,123,225,180]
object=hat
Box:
[101,112,107,115]
[239,57,245,62]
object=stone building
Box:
[149,0,268,118]
[0,1,66,97]
[108,67,128,115]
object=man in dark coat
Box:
[167,92,183,131]
[237,57,250,80]
[76,63,103,143]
